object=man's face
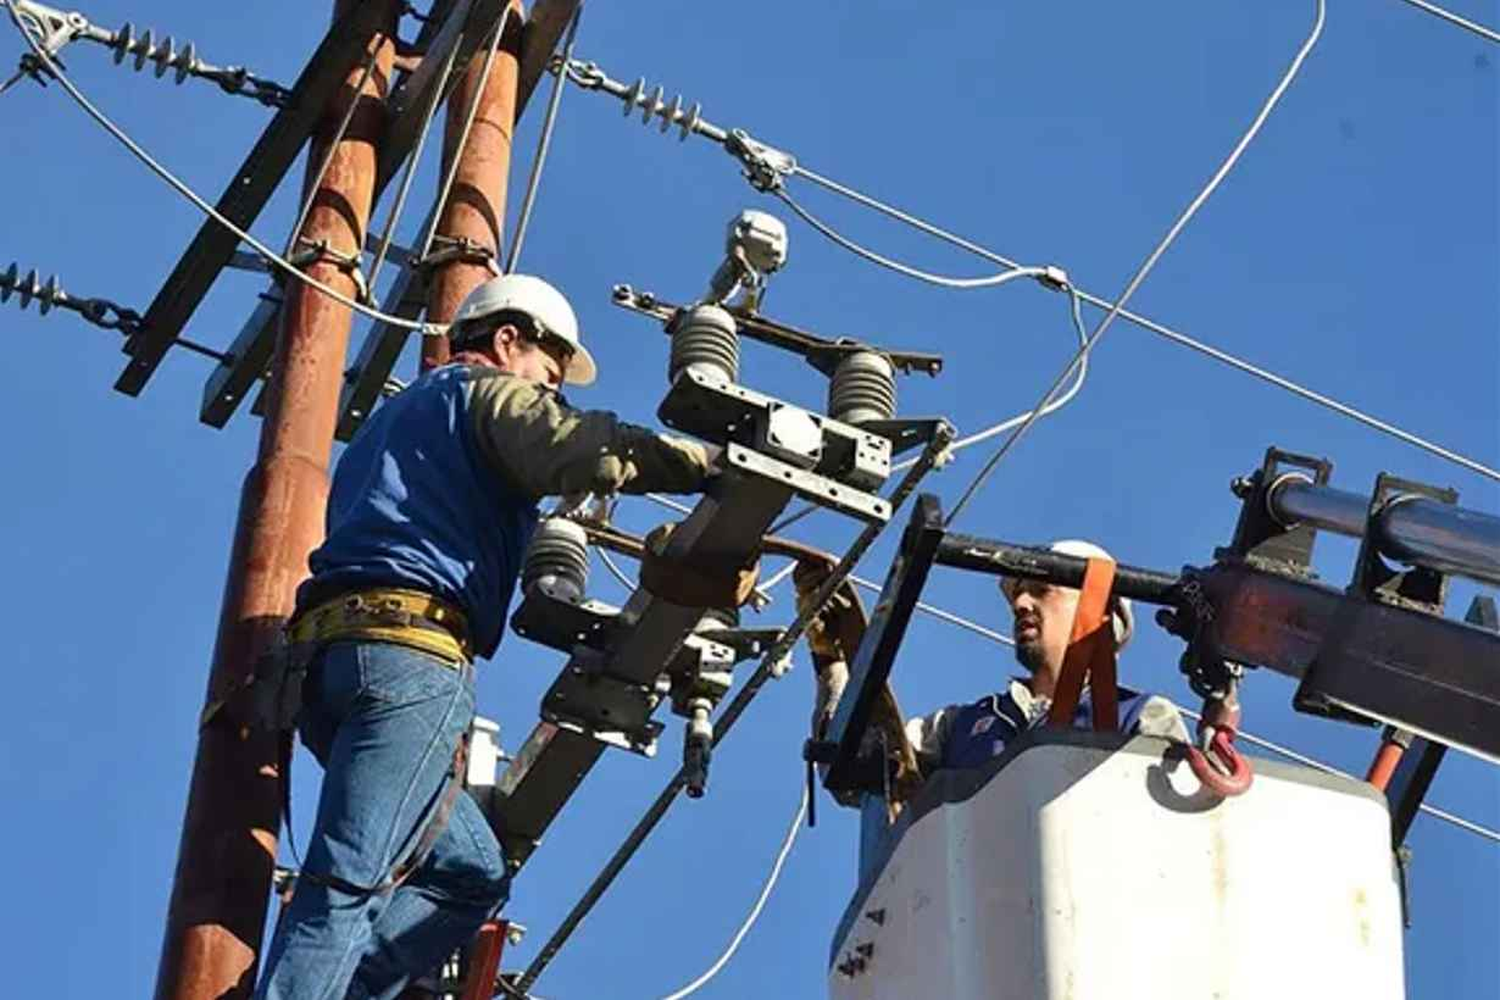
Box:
[492,325,566,389]
[1007,579,1081,675]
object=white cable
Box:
[775,188,1047,291]
[790,135,1496,488]
[656,784,808,1000]
[946,0,1327,525]
[597,547,638,592]
[0,1,445,337]
[1392,0,1500,43]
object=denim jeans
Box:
[256,641,511,1000]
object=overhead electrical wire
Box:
[655,784,808,1000]
[505,3,583,273]
[416,8,511,264]
[943,0,1327,526]
[1392,0,1500,43]
[786,167,1500,488]
[0,0,445,337]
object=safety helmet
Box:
[450,274,597,386]
[1000,539,1135,651]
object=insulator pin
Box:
[668,304,740,385]
[522,518,591,602]
[828,351,897,426]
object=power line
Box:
[656,784,808,1000]
[0,0,445,338]
[788,172,1498,491]
[1392,0,1500,43]
[506,3,583,273]
[943,0,1327,526]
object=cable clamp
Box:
[726,128,796,192]
[286,238,371,305]
[1037,265,1071,293]
[413,234,498,275]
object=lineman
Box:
[257,275,716,1000]
[807,539,1186,781]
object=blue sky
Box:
[0,1,1497,997]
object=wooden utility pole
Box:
[153,3,399,997]
[421,1,524,370]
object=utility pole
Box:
[153,3,399,998]
[420,0,523,370]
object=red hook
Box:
[1187,727,1253,797]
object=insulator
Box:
[620,76,703,141]
[668,303,739,385]
[0,263,65,315]
[828,350,897,427]
[109,21,198,84]
[522,517,590,602]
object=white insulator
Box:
[668,303,739,385]
[522,518,590,602]
[828,350,897,426]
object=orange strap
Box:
[1046,556,1120,731]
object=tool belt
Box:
[289,586,473,665]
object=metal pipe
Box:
[935,535,1183,605]
[1269,477,1500,587]
[420,1,522,370]
[153,6,398,999]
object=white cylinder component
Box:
[669,303,740,384]
[522,517,590,602]
[828,351,896,426]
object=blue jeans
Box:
[257,641,511,1000]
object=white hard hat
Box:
[1001,538,1134,651]
[450,274,597,386]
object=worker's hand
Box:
[793,559,859,664]
[639,522,760,608]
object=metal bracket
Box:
[823,494,946,792]
[413,233,499,273]
[724,443,889,525]
[612,284,944,377]
[659,368,893,495]
[539,648,664,757]
[1218,446,1332,577]
[724,128,796,191]
[509,584,622,653]
[287,238,371,303]
[1351,473,1457,613]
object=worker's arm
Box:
[469,373,712,500]
[904,706,958,776]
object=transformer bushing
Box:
[522,518,591,603]
[828,350,897,427]
[668,303,740,384]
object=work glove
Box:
[638,522,761,608]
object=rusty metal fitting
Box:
[286,238,371,304]
[414,234,499,274]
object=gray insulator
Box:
[522,518,590,602]
[668,303,739,385]
[828,350,897,426]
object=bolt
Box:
[1230,475,1256,499]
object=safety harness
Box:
[205,586,479,898]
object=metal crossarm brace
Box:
[821,494,945,792]
[197,0,508,427]
[494,468,795,868]
[115,1,391,395]
[335,0,584,439]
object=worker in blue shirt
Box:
[811,539,1187,782]
[257,274,715,1000]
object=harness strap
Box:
[280,725,471,900]
[1047,556,1120,731]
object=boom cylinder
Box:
[1268,477,1500,587]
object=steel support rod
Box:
[420,1,522,370]
[1269,477,1500,587]
[153,5,398,998]
[935,535,1183,605]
